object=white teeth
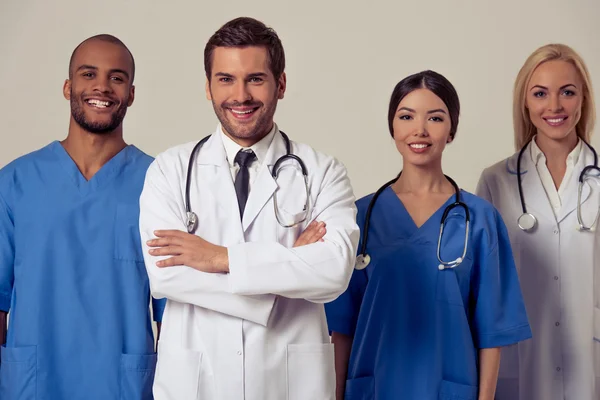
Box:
[87,99,111,108]
[231,109,254,115]
[547,118,565,123]
[410,143,429,149]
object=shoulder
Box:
[461,190,509,253]
[479,152,519,184]
[289,140,348,176]
[147,140,202,176]
[0,142,56,187]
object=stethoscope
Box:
[184,131,310,234]
[354,172,470,271]
[516,138,600,232]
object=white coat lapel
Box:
[557,144,595,224]
[241,130,286,231]
[195,133,243,236]
[519,143,557,224]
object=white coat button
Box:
[553,229,559,234]
[554,276,559,280]
[237,350,242,355]
[556,367,561,372]
[555,322,560,327]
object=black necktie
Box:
[234,149,256,219]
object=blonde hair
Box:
[513,43,596,151]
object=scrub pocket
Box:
[286,343,335,400]
[344,375,374,400]
[154,342,212,400]
[114,204,145,263]
[438,379,478,400]
[120,353,157,400]
[0,345,37,400]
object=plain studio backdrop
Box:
[1,0,599,199]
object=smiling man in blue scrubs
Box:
[0,34,164,399]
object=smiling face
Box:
[63,39,135,134]
[525,60,583,144]
[205,46,286,146]
[392,88,452,168]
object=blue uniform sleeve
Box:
[0,191,14,312]
[471,210,532,348]
[152,297,166,322]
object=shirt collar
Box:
[219,123,277,168]
[530,135,583,167]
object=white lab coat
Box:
[139,126,359,400]
[476,142,600,400]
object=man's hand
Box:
[147,230,229,273]
[293,221,326,247]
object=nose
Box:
[232,81,252,103]
[414,117,429,137]
[92,76,112,94]
[548,93,563,113]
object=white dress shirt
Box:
[530,136,583,217]
[220,124,276,191]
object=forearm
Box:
[228,232,357,302]
[332,332,353,400]
[0,311,7,345]
[478,347,501,400]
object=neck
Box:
[393,161,452,195]
[534,131,579,167]
[61,119,127,180]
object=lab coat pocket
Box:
[286,343,335,400]
[114,204,145,263]
[0,345,37,400]
[344,375,374,400]
[438,379,477,400]
[120,353,157,400]
[154,343,208,400]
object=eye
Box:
[533,91,546,98]
[111,76,124,82]
[249,77,263,83]
[398,115,412,120]
[429,116,444,122]
[82,72,94,78]
[563,89,576,96]
[219,77,233,83]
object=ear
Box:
[205,77,212,101]
[127,85,135,107]
[447,134,454,143]
[277,72,287,100]
[63,79,71,100]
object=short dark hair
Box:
[68,34,135,83]
[388,70,460,139]
[204,17,285,80]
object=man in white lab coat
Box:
[139,16,360,400]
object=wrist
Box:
[215,246,229,273]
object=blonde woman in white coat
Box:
[476,43,598,400]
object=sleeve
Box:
[227,158,360,303]
[151,297,166,322]
[471,210,532,348]
[324,268,368,336]
[0,191,14,312]
[140,157,276,327]
[475,170,493,203]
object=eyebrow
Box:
[76,65,130,79]
[214,72,269,78]
[398,107,447,114]
[530,83,577,91]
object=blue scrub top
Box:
[0,141,166,400]
[325,187,532,400]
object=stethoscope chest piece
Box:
[355,254,370,270]
[186,211,198,234]
[517,212,537,231]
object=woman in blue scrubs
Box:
[325,70,532,400]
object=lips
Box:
[85,98,115,109]
[542,115,568,127]
[226,105,260,121]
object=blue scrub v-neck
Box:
[50,140,132,196]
